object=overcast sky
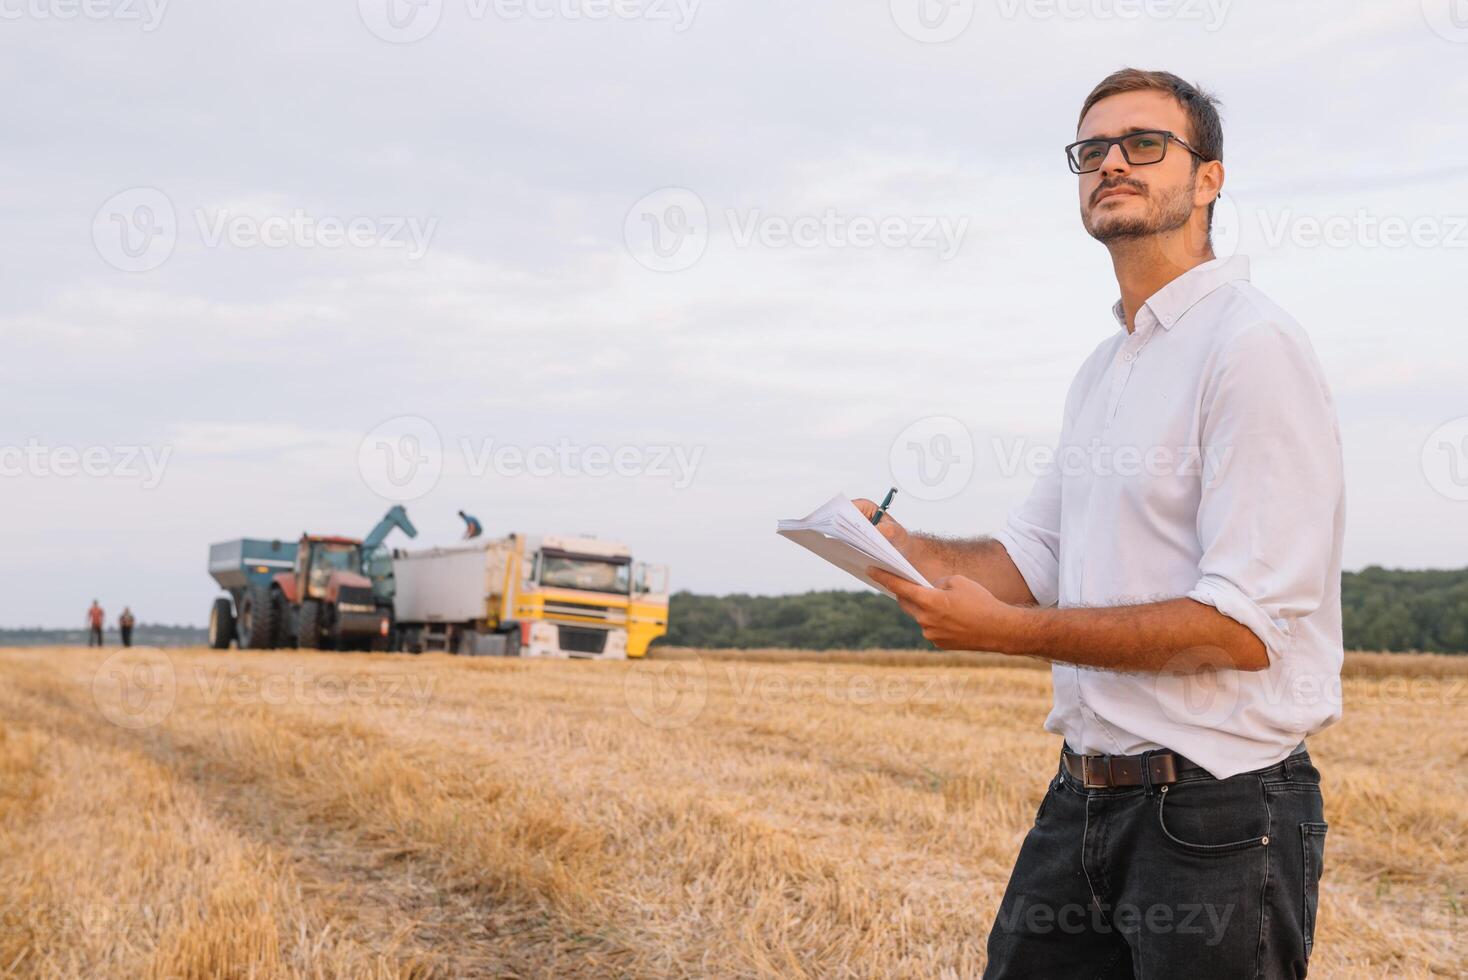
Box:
[3,1,1466,627]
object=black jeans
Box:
[89,625,103,647]
[985,745,1328,979]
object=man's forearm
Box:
[908,533,1037,606]
[999,597,1269,672]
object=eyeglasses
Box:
[1064,130,1209,175]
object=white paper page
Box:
[777,494,933,597]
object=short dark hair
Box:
[1078,68,1223,223]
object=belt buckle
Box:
[1082,755,1111,789]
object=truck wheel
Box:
[369,610,394,652]
[297,600,322,649]
[208,597,235,650]
[239,583,281,650]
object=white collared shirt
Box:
[996,255,1345,779]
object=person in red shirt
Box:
[86,600,105,647]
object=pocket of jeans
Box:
[1301,821,1328,958]
[1155,778,1270,855]
[1035,773,1060,822]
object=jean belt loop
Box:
[1140,749,1155,796]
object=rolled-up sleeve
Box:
[1185,320,1344,662]
[996,459,1062,608]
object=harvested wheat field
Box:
[0,646,1463,978]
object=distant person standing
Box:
[86,600,105,646]
[119,607,136,647]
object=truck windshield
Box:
[309,544,361,595]
[540,555,630,594]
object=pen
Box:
[870,487,898,526]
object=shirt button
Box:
[1122,353,1134,361]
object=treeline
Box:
[0,624,208,648]
[663,567,1468,654]
[1342,566,1468,653]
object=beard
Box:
[1082,175,1195,244]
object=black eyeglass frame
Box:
[1064,130,1210,175]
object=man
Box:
[119,607,136,648]
[862,69,1342,978]
[86,599,105,647]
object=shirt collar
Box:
[1109,254,1251,332]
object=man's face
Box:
[1076,89,1201,244]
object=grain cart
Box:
[391,533,669,658]
[207,506,417,651]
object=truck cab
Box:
[391,532,669,658]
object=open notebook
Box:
[776,494,933,598]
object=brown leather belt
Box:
[1063,748,1185,789]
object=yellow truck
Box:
[389,533,669,658]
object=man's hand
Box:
[852,497,913,556]
[868,567,1026,652]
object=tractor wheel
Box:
[297,600,323,649]
[368,609,394,652]
[208,597,235,650]
[238,583,281,650]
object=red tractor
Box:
[208,506,416,651]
